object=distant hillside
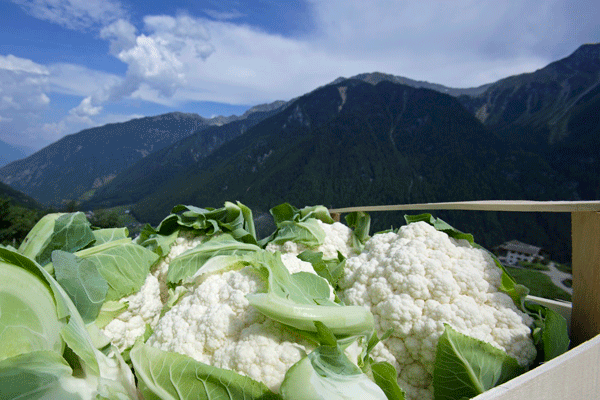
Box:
[0,181,45,247]
[0,181,43,209]
[124,79,573,261]
[0,112,213,206]
[0,139,29,167]
[459,43,600,198]
[84,102,287,209]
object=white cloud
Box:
[304,0,598,86]
[0,54,50,75]
[0,54,53,146]
[82,15,216,111]
[0,55,120,148]
[47,63,123,98]
[117,34,185,96]
[11,0,126,30]
[98,113,144,125]
[100,19,137,55]
[203,9,245,21]
[71,96,102,117]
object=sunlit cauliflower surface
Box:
[338,221,537,400]
[147,265,315,392]
[101,234,205,351]
[266,220,356,259]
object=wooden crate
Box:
[330,200,600,400]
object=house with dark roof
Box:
[494,240,546,266]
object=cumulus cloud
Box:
[0,54,53,145]
[100,19,137,55]
[71,96,102,117]
[81,15,216,113]
[11,0,126,30]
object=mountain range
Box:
[2,43,599,261]
[0,139,31,168]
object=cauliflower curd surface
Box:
[101,234,205,352]
[338,221,537,400]
[147,265,314,392]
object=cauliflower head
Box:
[147,265,315,392]
[338,221,537,400]
[101,234,205,351]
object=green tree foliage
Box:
[0,196,43,247]
[88,209,121,229]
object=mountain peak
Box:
[568,43,600,62]
[341,72,491,97]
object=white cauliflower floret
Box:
[266,220,356,259]
[279,253,316,274]
[148,265,315,392]
[101,233,205,351]
[338,222,537,400]
[101,274,163,351]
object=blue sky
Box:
[1,0,599,152]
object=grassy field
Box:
[518,261,550,271]
[504,266,571,302]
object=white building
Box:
[494,240,545,266]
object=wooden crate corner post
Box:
[571,211,600,345]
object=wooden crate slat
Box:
[571,211,600,345]
[330,200,600,214]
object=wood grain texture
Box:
[329,200,600,214]
[571,211,600,345]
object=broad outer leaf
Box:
[92,228,129,245]
[541,308,570,361]
[38,213,96,266]
[0,248,100,375]
[52,251,108,324]
[167,234,260,285]
[433,325,524,400]
[345,211,371,251]
[371,362,406,400]
[19,212,95,266]
[266,219,326,247]
[297,250,346,288]
[76,239,159,301]
[130,342,281,400]
[525,301,570,362]
[247,252,374,336]
[0,260,64,361]
[0,247,140,400]
[95,301,129,329]
[280,345,387,400]
[0,350,84,400]
[135,224,179,257]
[157,202,258,245]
